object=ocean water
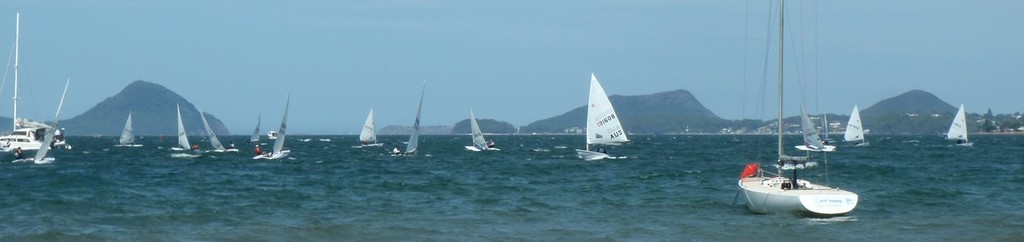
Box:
[1,134,1022,241]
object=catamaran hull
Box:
[738,178,858,216]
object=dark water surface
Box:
[2,134,1022,241]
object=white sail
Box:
[31,79,69,163]
[359,108,377,144]
[272,93,290,155]
[176,104,190,150]
[844,105,864,142]
[946,104,968,142]
[800,105,826,149]
[198,108,225,151]
[405,83,425,154]
[469,108,487,149]
[119,112,135,145]
[249,113,260,143]
[585,73,628,146]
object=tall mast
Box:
[12,13,19,132]
[777,0,784,158]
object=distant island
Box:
[3,80,1020,136]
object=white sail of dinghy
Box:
[354,108,383,148]
[465,107,498,151]
[116,112,142,147]
[171,104,194,152]
[254,91,291,159]
[946,104,972,146]
[795,105,836,152]
[199,107,235,152]
[404,83,425,155]
[249,113,260,144]
[844,105,868,146]
[575,73,628,161]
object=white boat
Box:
[465,107,499,152]
[115,112,142,147]
[794,105,836,152]
[249,113,260,144]
[1,14,58,152]
[14,80,69,164]
[737,0,858,216]
[254,92,291,160]
[394,83,425,156]
[574,73,628,161]
[199,107,237,152]
[843,105,869,146]
[946,104,972,146]
[267,131,278,140]
[353,108,383,148]
[170,104,197,152]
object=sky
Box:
[0,0,1021,134]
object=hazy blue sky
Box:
[1,1,1021,134]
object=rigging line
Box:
[740,0,749,159]
[1,42,12,104]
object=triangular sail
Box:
[359,108,377,144]
[800,105,826,149]
[199,108,225,151]
[249,113,260,143]
[34,79,69,161]
[844,105,864,142]
[406,82,425,154]
[176,104,190,149]
[946,104,968,141]
[469,108,487,149]
[119,112,135,145]
[585,73,628,147]
[272,93,290,154]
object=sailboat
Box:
[946,104,972,146]
[795,105,836,152]
[254,91,291,159]
[15,79,70,164]
[465,107,498,151]
[574,73,628,161]
[353,108,383,148]
[737,0,858,216]
[396,82,425,156]
[1,13,57,152]
[249,113,260,144]
[198,107,237,152]
[843,105,868,146]
[170,104,196,152]
[115,112,142,147]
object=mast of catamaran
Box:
[776,0,785,162]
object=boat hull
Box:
[253,150,290,160]
[575,149,610,161]
[794,144,837,152]
[738,177,858,216]
[465,146,500,152]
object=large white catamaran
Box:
[736,0,858,216]
[1,13,68,152]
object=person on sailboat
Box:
[192,144,200,150]
[14,147,25,160]
[597,145,607,154]
[229,141,235,149]
[392,146,401,155]
[487,140,496,148]
[254,145,263,155]
[54,128,64,142]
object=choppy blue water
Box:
[1,134,1022,241]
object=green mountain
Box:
[520,89,726,134]
[450,118,517,134]
[859,90,964,134]
[60,80,230,136]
